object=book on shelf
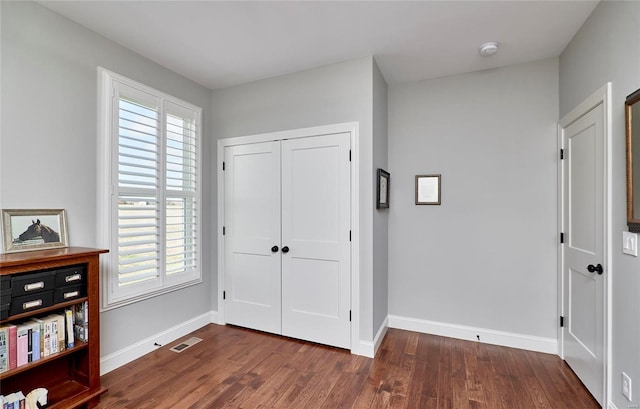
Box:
[2,391,25,409]
[6,325,16,370]
[2,392,16,408]
[44,316,55,356]
[27,319,45,360]
[15,325,29,367]
[14,391,24,409]
[54,313,65,353]
[48,317,56,355]
[27,326,33,363]
[0,326,7,373]
[65,309,74,349]
[43,313,65,354]
[26,321,40,361]
[73,301,89,342]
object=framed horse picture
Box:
[1,209,69,253]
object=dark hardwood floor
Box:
[96,324,599,409]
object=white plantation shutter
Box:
[164,102,198,278]
[100,69,202,308]
[117,89,161,289]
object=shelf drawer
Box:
[9,291,53,316]
[0,302,8,320]
[54,265,86,287]
[0,276,10,290]
[54,284,86,304]
[0,287,10,304]
[11,271,55,297]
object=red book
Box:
[7,324,17,369]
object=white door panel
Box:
[562,103,604,405]
[568,121,598,254]
[231,254,276,307]
[281,134,351,349]
[224,142,281,335]
[289,258,341,318]
[569,268,597,355]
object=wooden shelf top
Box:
[0,247,108,270]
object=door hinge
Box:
[349,230,352,242]
[560,149,564,160]
[560,232,564,243]
[223,290,226,300]
[223,226,226,236]
[349,310,352,322]
[349,150,352,162]
[560,316,565,327]
[223,161,226,171]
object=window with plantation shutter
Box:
[98,69,202,309]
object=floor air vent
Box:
[169,337,203,353]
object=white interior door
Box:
[224,142,281,335]
[562,103,605,405]
[281,134,351,349]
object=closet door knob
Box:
[587,264,603,275]
[281,246,290,253]
[271,246,279,253]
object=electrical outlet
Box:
[623,372,633,401]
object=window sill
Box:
[101,276,203,312]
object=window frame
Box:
[98,68,203,310]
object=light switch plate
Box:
[623,372,632,401]
[623,231,638,257]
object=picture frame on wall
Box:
[377,168,390,209]
[415,174,441,205]
[1,209,69,253]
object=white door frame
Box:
[216,122,361,354]
[557,83,612,406]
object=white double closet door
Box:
[223,133,351,349]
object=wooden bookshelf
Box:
[0,247,108,409]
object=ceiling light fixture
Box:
[479,42,499,57]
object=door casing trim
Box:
[216,122,361,355]
[557,83,612,406]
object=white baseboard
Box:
[101,312,557,375]
[388,315,558,355]
[356,341,374,358]
[100,310,219,375]
[607,403,618,409]
[373,316,389,355]
[355,316,389,358]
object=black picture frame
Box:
[377,169,390,209]
[415,174,441,205]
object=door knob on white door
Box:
[587,264,603,275]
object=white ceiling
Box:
[40,1,598,90]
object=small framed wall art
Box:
[1,209,69,253]
[415,174,441,205]
[376,169,390,209]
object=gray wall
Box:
[372,60,389,336]
[211,57,378,341]
[559,2,640,407]
[0,1,215,356]
[388,58,559,339]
